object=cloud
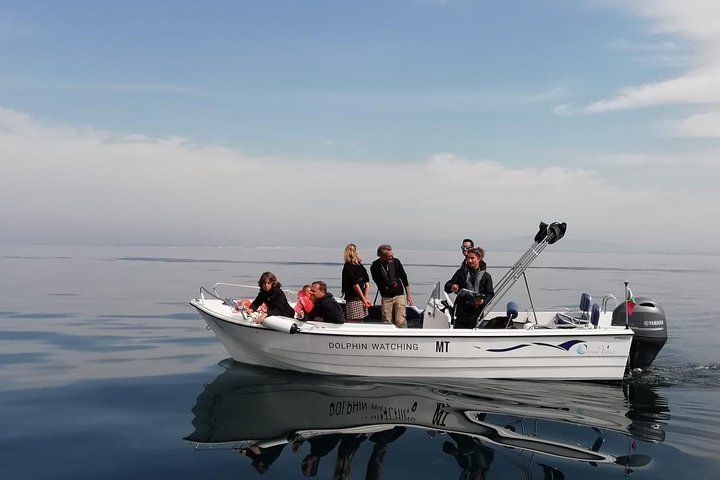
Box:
[608,38,681,53]
[2,107,719,251]
[596,150,720,169]
[612,0,720,42]
[553,104,577,117]
[558,1,720,137]
[666,111,720,138]
[281,86,570,112]
[607,38,691,68]
[582,66,720,113]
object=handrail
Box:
[197,286,223,305]
[198,285,255,321]
[212,282,297,299]
[602,294,618,313]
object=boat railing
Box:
[212,282,297,299]
[198,285,258,321]
[602,294,618,313]
[198,286,222,305]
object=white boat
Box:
[189,222,667,381]
[184,364,665,471]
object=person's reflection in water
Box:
[334,434,368,480]
[538,463,566,480]
[238,444,286,474]
[365,426,407,480]
[300,434,342,477]
[442,433,494,480]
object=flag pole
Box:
[624,280,630,330]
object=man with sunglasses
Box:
[460,238,474,263]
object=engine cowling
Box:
[612,297,667,370]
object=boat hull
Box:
[192,299,633,381]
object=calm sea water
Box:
[1,245,719,479]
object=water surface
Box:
[1,245,719,479]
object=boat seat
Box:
[552,312,589,327]
[477,316,512,329]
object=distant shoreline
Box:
[1,241,718,256]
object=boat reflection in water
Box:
[184,361,669,478]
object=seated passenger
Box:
[444,247,494,329]
[247,271,295,323]
[238,443,286,474]
[297,281,344,324]
[294,284,314,317]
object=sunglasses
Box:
[460,246,471,251]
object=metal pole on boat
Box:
[624,280,629,330]
[480,221,566,319]
[522,272,538,324]
[480,235,547,316]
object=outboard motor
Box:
[612,298,668,370]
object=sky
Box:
[1,0,719,252]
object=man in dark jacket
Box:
[298,281,344,324]
[445,247,494,329]
[370,244,412,328]
[300,434,342,477]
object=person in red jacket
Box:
[294,284,314,317]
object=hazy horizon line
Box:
[2,240,718,256]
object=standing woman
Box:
[341,244,372,322]
[246,272,295,323]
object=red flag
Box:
[626,288,636,316]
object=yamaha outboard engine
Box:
[612,298,668,370]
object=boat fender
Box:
[506,302,519,321]
[262,315,299,334]
[579,293,591,313]
[590,303,601,328]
